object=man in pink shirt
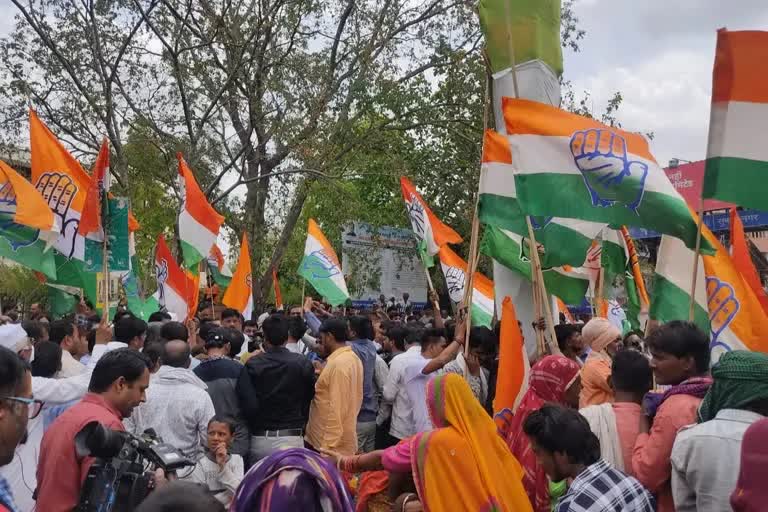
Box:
[36,348,151,511]
[632,321,712,512]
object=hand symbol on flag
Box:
[570,129,648,213]
[706,276,739,345]
[304,250,341,279]
[36,172,79,258]
[0,181,40,251]
[445,266,466,304]
[156,258,169,302]
[406,198,427,240]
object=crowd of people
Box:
[0,293,766,511]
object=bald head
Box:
[162,339,191,368]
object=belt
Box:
[252,428,303,437]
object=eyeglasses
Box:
[1,396,44,419]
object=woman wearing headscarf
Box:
[327,374,533,512]
[579,318,622,408]
[231,448,355,512]
[504,355,581,512]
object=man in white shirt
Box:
[671,350,768,512]
[382,326,422,443]
[49,318,88,377]
[402,328,449,433]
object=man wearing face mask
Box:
[0,346,38,512]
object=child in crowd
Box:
[187,416,244,507]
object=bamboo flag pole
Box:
[689,197,705,321]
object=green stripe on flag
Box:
[650,273,710,333]
[479,193,595,268]
[0,221,57,278]
[298,254,349,306]
[601,237,625,279]
[515,174,715,254]
[471,303,493,328]
[180,240,205,270]
[624,270,641,331]
[703,156,768,211]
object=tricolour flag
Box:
[154,235,199,321]
[730,208,768,315]
[30,109,92,260]
[0,160,60,277]
[207,244,233,287]
[178,154,224,269]
[480,129,604,268]
[78,139,109,242]
[223,233,254,320]
[437,245,494,328]
[400,176,462,266]
[481,226,590,305]
[703,30,768,210]
[493,296,530,420]
[298,219,349,306]
[502,98,713,253]
[651,225,768,361]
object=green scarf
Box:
[698,350,768,423]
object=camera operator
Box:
[35,348,151,511]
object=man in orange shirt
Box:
[305,318,363,456]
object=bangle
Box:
[402,493,418,512]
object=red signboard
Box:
[663,160,734,211]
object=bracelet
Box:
[402,493,418,512]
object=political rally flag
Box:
[154,235,199,321]
[78,139,109,243]
[502,98,713,254]
[207,244,233,288]
[223,233,254,320]
[481,226,590,305]
[703,30,768,210]
[0,160,60,277]
[730,208,768,315]
[400,176,462,267]
[298,219,349,306]
[178,154,224,269]
[437,245,494,328]
[480,129,604,268]
[272,268,283,311]
[493,296,530,419]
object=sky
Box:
[565,0,768,166]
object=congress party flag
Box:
[400,176,462,267]
[480,129,604,268]
[272,268,283,311]
[207,244,233,288]
[0,160,60,277]
[223,233,254,320]
[154,235,199,321]
[437,245,494,328]
[298,219,349,306]
[30,109,92,260]
[703,30,768,211]
[502,98,713,254]
[493,296,530,419]
[481,226,590,305]
[730,208,768,315]
[78,139,109,243]
[178,154,225,269]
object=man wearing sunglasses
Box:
[0,345,41,512]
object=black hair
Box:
[134,481,226,512]
[31,341,62,378]
[468,326,498,355]
[89,348,151,393]
[421,327,445,350]
[646,320,711,373]
[207,415,235,434]
[444,320,456,342]
[197,300,213,313]
[22,321,47,344]
[348,315,373,340]
[262,315,289,346]
[49,318,75,345]
[0,346,28,398]
[555,324,581,353]
[220,308,242,322]
[199,321,219,343]
[86,329,97,355]
[221,328,245,358]
[114,315,148,344]
[385,325,408,352]
[243,319,259,329]
[148,311,172,323]
[160,321,189,342]
[287,316,307,341]
[204,329,227,349]
[405,325,423,346]
[161,340,192,368]
[113,310,134,323]
[1,304,16,314]
[611,350,653,395]
[143,341,163,370]
[319,318,348,343]
[523,404,600,466]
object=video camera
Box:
[74,421,193,512]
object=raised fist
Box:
[570,129,648,212]
[706,276,739,345]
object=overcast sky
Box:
[566,0,768,166]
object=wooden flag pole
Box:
[688,198,704,321]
